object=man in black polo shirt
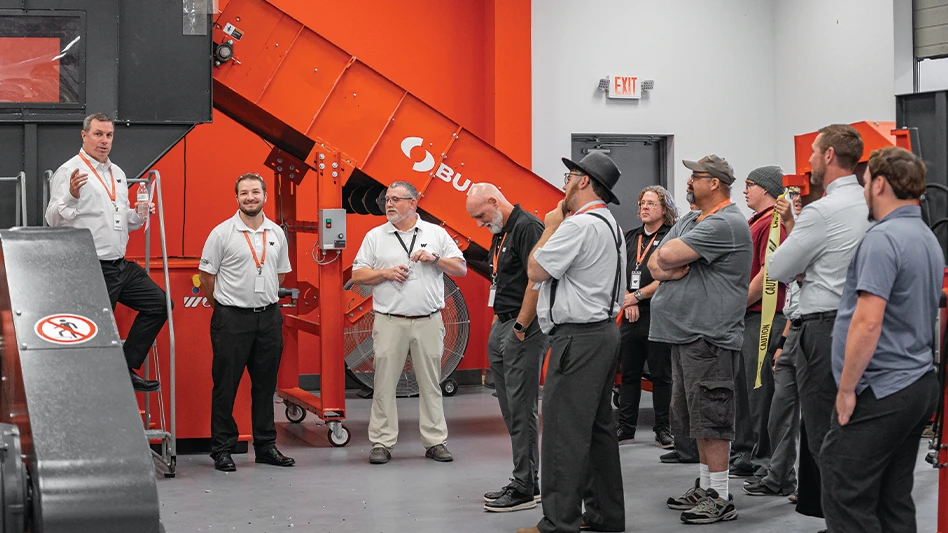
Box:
[467,183,547,512]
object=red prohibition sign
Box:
[34,314,99,345]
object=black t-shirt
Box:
[490,204,545,316]
[623,223,671,311]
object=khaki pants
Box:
[368,312,447,449]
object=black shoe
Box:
[728,468,755,478]
[425,443,454,462]
[483,487,536,513]
[129,369,160,392]
[655,427,674,449]
[579,515,626,532]
[660,451,682,463]
[617,426,635,445]
[743,479,791,496]
[254,446,295,467]
[369,446,391,464]
[213,451,236,472]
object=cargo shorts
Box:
[669,338,738,441]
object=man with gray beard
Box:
[466,183,547,512]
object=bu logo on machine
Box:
[400,136,471,193]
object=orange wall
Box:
[132,0,531,377]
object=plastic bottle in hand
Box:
[136,183,149,218]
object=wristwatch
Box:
[432,252,441,266]
[633,289,644,301]
[513,321,526,333]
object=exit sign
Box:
[608,76,640,99]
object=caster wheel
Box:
[441,378,458,397]
[285,403,306,424]
[612,390,620,409]
[328,424,351,447]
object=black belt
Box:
[379,311,437,320]
[99,258,125,266]
[550,318,612,335]
[800,310,837,323]
[220,303,277,313]
[496,311,520,322]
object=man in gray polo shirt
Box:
[820,146,941,533]
[649,154,752,525]
[768,124,871,519]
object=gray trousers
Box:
[759,322,801,493]
[488,317,547,494]
[731,312,785,475]
[821,371,938,533]
[537,321,625,533]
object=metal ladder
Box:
[0,171,27,227]
[43,168,178,477]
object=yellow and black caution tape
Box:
[755,192,786,389]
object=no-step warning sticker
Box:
[34,314,98,345]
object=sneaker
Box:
[483,487,537,512]
[728,468,755,478]
[680,489,738,524]
[369,446,391,464]
[617,426,635,445]
[425,443,454,462]
[655,428,674,449]
[666,478,707,510]
[660,451,682,463]
[485,481,540,503]
[743,479,792,496]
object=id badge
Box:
[406,262,419,281]
[254,276,265,293]
[487,286,496,307]
[630,271,642,290]
[112,212,123,231]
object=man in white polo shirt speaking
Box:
[198,173,295,472]
[352,181,467,465]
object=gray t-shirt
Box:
[832,206,943,399]
[649,203,753,350]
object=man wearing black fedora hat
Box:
[519,151,627,533]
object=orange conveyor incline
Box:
[210,0,563,434]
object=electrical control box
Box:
[319,209,347,250]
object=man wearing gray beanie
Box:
[730,166,789,487]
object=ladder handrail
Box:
[42,170,52,227]
[128,171,177,463]
[0,171,27,226]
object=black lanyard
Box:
[394,228,418,258]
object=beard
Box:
[240,202,263,217]
[386,209,407,225]
[866,190,876,222]
[686,191,695,204]
[485,209,504,234]
[810,163,825,187]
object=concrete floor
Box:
[157,387,940,532]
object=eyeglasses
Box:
[744,181,760,189]
[384,196,414,204]
[688,173,714,183]
[563,172,585,186]
[638,201,661,208]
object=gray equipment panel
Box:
[0,227,161,532]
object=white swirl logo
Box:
[400,136,435,173]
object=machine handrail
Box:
[128,171,177,463]
[0,171,28,227]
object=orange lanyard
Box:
[490,232,509,281]
[573,201,608,216]
[77,152,116,203]
[699,199,731,221]
[242,230,267,274]
[635,232,658,266]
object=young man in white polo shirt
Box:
[351,181,467,464]
[198,173,295,472]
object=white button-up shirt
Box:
[352,216,465,316]
[45,149,144,260]
[199,212,292,309]
[769,175,871,314]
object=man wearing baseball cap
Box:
[519,151,627,533]
[649,154,752,524]
[732,167,789,492]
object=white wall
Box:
[533,1,908,212]
[773,0,898,172]
[919,57,948,91]
[532,0,777,212]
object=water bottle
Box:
[136,183,149,218]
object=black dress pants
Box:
[210,304,283,455]
[100,258,170,369]
[617,310,671,433]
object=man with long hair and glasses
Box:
[616,185,678,450]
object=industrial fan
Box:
[344,273,470,397]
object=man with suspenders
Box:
[520,152,627,533]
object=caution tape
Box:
[755,192,785,389]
